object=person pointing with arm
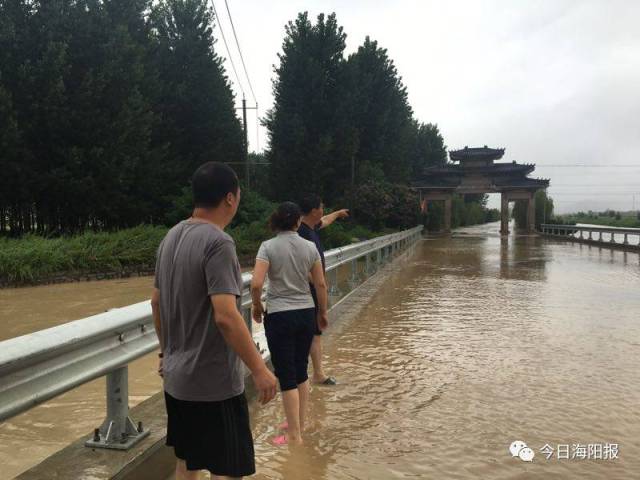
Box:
[297,195,349,386]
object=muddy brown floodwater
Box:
[2,223,640,479]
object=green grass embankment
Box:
[0,222,385,287]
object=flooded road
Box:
[2,222,640,478]
[248,223,640,479]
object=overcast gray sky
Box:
[214,0,640,214]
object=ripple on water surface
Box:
[251,225,640,479]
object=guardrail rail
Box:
[540,224,640,249]
[0,226,423,450]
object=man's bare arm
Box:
[151,288,163,376]
[211,294,277,404]
[151,288,162,350]
[320,208,349,229]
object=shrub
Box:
[351,181,419,231]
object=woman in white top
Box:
[251,202,328,445]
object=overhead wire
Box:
[223,0,256,104]
[209,0,245,98]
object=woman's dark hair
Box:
[192,162,239,208]
[298,194,322,215]
[269,202,302,232]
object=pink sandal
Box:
[271,434,288,446]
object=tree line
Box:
[0,0,243,235]
[265,13,446,216]
[1,3,450,236]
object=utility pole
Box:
[242,96,249,189]
[237,97,257,189]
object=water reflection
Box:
[250,222,639,479]
[499,235,550,281]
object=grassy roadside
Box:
[558,213,640,229]
[0,222,385,287]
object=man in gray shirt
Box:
[151,162,276,479]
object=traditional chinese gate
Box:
[413,146,549,234]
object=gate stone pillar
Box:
[526,192,536,232]
[500,192,510,235]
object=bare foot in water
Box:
[271,434,303,446]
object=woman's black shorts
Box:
[164,390,255,477]
[264,307,316,391]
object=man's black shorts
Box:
[164,390,255,477]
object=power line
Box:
[210,0,244,97]
[223,0,256,104]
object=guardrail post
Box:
[349,259,360,289]
[328,268,341,298]
[377,248,383,266]
[365,252,374,275]
[599,232,603,242]
[85,366,150,450]
[588,231,593,240]
[624,233,629,245]
[610,233,616,244]
[579,230,583,239]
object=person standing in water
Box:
[152,162,277,479]
[251,202,329,445]
[298,195,349,385]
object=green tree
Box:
[351,180,419,230]
[0,81,25,234]
[61,0,161,231]
[409,121,447,179]
[6,0,71,233]
[265,12,347,203]
[150,0,244,188]
[346,36,414,184]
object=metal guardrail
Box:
[0,226,423,449]
[540,224,640,247]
